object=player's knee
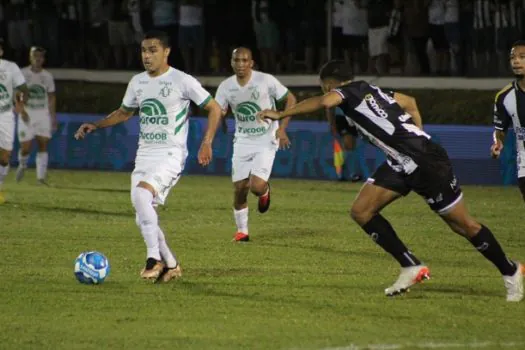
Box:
[350,203,373,224]
[131,186,154,210]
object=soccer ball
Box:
[74,251,110,285]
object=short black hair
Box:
[319,60,354,81]
[512,40,525,49]
[143,30,171,48]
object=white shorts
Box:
[0,113,15,151]
[131,150,187,205]
[232,141,278,183]
[368,26,389,57]
[17,113,52,142]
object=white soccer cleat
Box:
[385,265,430,297]
[503,262,524,302]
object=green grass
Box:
[0,170,524,350]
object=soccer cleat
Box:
[15,167,25,182]
[140,258,165,279]
[0,191,5,204]
[385,265,430,297]
[232,232,249,242]
[155,264,182,283]
[37,179,49,186]
[503,262,524,302]
[258,183,271,213]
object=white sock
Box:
[158,228,178,268]
[0,164,9,187]
[234,207,249,234]
[131,187,161,260]
[36,152,48,180]
[18,151,29,169]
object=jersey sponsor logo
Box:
[364,93,388,118]
[28,84,46,100]
[234,101,262,123]
[0,84,12,112]
[139,131,168,142]
[139,98,169,125]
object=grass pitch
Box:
[0,170,524,350]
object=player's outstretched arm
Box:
[74,107,134,140]
[394,92,422,129]
[258,92,343,121]
[14,84,30,123]
[198,98,222,166]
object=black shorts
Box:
[335,114,357,137]
[369,155,463,214]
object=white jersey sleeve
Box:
[121,79,139,111]
[214,81,229,111]
[45,71,56,93]
[267,74,289,104]
[12,63,25,89]
[183,75,211,108]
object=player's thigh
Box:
[35,135,51,151]
[131,154,186,205]
[0,115,15,152]
[231,145,256,182]
[17,117,34,144]
[407,162,463,215]
[33,117,52,140]
[250,146,277,183]
[352,162,406,219]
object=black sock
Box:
[469,225,517,276]
[362,214,422,267]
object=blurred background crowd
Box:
[1,0,523,76]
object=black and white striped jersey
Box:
[333,81,435,175]
[493,81,525,177]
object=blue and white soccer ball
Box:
[74,251,110,285]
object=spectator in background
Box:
[331,0,345,60]
[403,0,430,75]
[85,0,109,69]
[459,0,474,76]
[127,0,145,48]
[444,0,461,75]
[301,1,326,73]
[366,0,392,75]
[152,0,178,67]
[428,0,450,75]
[30,0,59,67]
[472,0,494,75]
[252,0,279,72]
[178,0,204,73]
[342,0,368,74]
[108,0,135,69]
[494,0,522,75]
[58,0,83,68]
[6,0,31,64]
[275,0,301,72]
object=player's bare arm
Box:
[259,92,343,121]
[491,130,506,159]
[394,92,423,129]
[198,98,222,166]
[276,91,297,149]
[74,107,134,140]
[15,84,30,123]
[48,91,57,131]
